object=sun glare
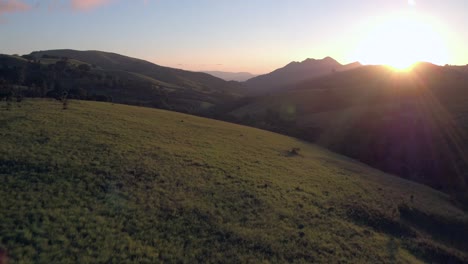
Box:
[387,63,415,72]
[351,11,450,70]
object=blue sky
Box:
[0,0,467,73]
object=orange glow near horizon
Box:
[350,11,451,70]
[387,64,416,73]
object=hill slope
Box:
[231,63,468,194]
[0,99,467,263]
[244,57,361,95]
[0,51,242,114]
[29,50,238,94]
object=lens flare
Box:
[351,11,450,70]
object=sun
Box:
[351,11,450,70]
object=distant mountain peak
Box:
[245,56,362,94]
[322,56,338,63]
[300,56,339,65]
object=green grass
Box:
[1,99,467,263]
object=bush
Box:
[289,148,300,156]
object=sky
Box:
[0,0,467,74]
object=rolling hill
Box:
[230,63,468,195]
[0,99,467,263]
[0,50,244,114]
[29,50,239,94]
[244,57,361,95]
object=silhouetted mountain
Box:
[203,71,257,82]
[244,57,361,95]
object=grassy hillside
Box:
[1,99,467,263]
[231,64,468,194]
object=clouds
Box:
[41,0,112,12]
[70,0,152,11]
[0,0,30,23]
[71,0,111,11]
[0,0,31,15]
[0,0,151,19]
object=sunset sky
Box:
[0,0,467,74]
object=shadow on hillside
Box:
[345,203,468,262]
[345,204,415,238]
[399,205,468,252]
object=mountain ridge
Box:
[244,57,361,95]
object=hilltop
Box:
[0,99,467,263]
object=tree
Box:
[1,87,13,111]
[55,60,68,72]
[15,66,25,85]
[21,55,35,61]
[69,87,87,99]
[16,94,23,107]
[61,91,69,110]
[78,64,91,72]
[40,81,48,97]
